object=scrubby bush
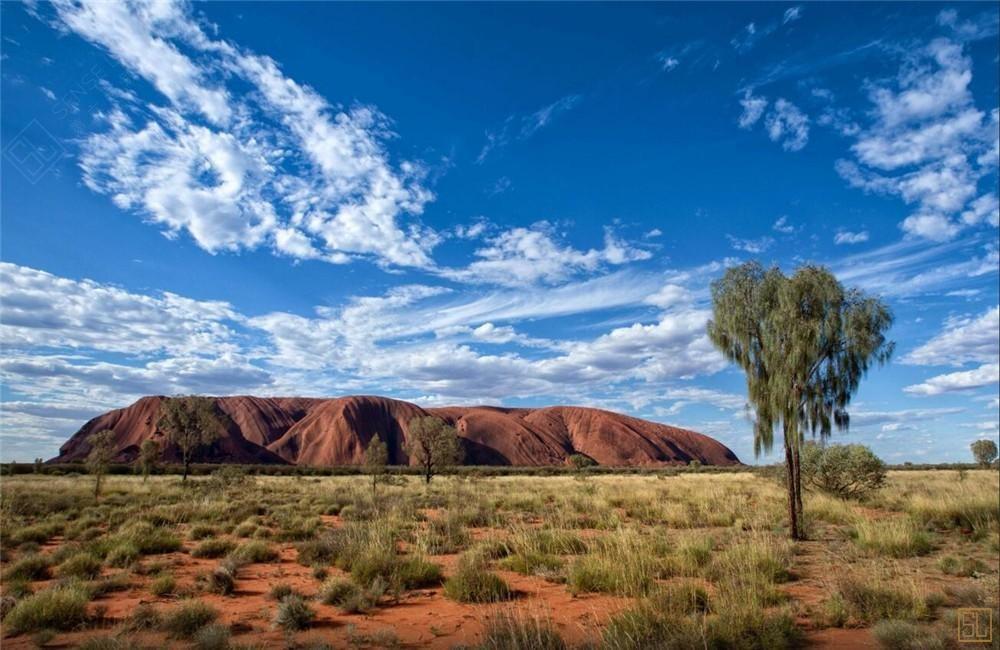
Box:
[106,542,140,568]
[568,454,596,471]
[2,583,90,634]
[800,442,886,500]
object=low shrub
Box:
[105,542,140,568]
[188,525,218,541]
[824,572,931,626]
[801,442,886,500]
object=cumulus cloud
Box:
[46,0,436,269]
[904,362,999,396]
[738,90,768,128]
[836,38,999,242]
[903,306,999,366]
[439,223,652,287]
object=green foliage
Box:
[2,584,90,634]
[970,439,998,467]
[192,624,231,650]
[406,416,463,484]
[116,521,182,554]
[365,435,390,500]
[568,454,596,471]
[801,442,887,499]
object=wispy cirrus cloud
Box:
[476,94,582,163]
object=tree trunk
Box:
[94,474,102,500]
[784,443,800,540]
[791,439,804,538]
[182,456,190,482]
[424,464,432,484]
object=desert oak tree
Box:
[406,416,463,484]
[364,435,390,503]
[157,396,230,481]
[86,429,115,500]
[707,261,893,539]
[137,438,160,482]
[971,439,998,467]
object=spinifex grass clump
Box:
[1,583,90,635]
[823,567,934,627]
[852,517,932,558]
[566,528,662,596]
[162,600,219,638]
[478,608,567,650]
[444,552,515,603]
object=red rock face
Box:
[50,395,741,467]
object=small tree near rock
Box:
[364,436,389,504]
[799,442,886,500]
[86,429,115,500]
[138,438,160,483]
[406,417,463,484]
[970,439,998,468]
[568,454,596,471]
[157,396,230,481]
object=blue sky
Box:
[1,1,997,464]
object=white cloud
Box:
[727,235,774,254]
[772,216,795,233]
[47,0,436,269]
[783,7,802,24]
[738,90,768,128]
[765,99,810,151]
[439,223,651,287]
[658,56,680,72]
[0,262,241,356]
[903,306,999,366]
[904,362,999,396]
[837,38,998,241]
[834,230,869,245]
[477,94,581,163]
